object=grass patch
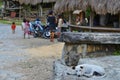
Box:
[0,1,2,8]
[0,19,22,25]
[113,50,120,55]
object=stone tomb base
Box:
[62,43,120,66]
[58,32,120,66]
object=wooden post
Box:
[19,6,21,20]
[90,11,94,27]
[40,6,43,17]
[69,12,72,24]
[38,5,43,17]
[119,14,120,28]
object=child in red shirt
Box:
[11,22,16,34]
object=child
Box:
[50,30,55,42]
[11,22,16,34]
[21,19,30,39]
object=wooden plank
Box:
[69,25,120,32]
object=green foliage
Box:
[0,19,22,25]
[85,7,91,18]
[0,0,3,8]
[113,50,120,55]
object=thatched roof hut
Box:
[3,0,56,18]
[13,0,56,5]
[107,0,120,15]
[54,0,120,15]
[54,0,89,13]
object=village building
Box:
[54,0,120,29]
[2,0,56,19]
[54,0,120,66]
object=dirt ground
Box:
[0,24,64,80]
[1,24,120,80]
[13,38,64,80]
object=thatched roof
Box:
[54,0,90,13]
[107,0,120,14]
[13,0,56,5]
[54,0,120,15]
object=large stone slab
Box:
[58,32,120,44]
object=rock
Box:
[53,59,76,80]
[62,44,83,66]
[53,58,120,80]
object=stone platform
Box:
[53,32,120,80]
[58,32,120,66]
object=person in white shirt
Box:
[57,14,63,37]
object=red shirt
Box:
[11,24,16,30]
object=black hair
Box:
[23,18,26,22]
[58,14,62,18]
[12,22,15,24]
[48,10,53,15]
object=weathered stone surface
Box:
[62,43,87,66]
[61,43,120,66]
[58,32,120,44]
[53,56,120,80]
[53,59,76,80]
[59,32,120,66]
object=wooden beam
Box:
[69,25,120,32]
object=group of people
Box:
[11,10,66,42]
[47,10,65,42]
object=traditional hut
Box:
[54,0,120,67]
[54,0,120,29]
[2,0,56,18]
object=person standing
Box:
[11,22,16,34]
[21,19,30,39]
[47,10,56,42]
[76,16,81,26]
[57,14,63,37]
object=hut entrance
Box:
[93,13,119,28]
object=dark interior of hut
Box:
[41,2,55,8]
[93,13,119,28]
[72,10,119,28]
